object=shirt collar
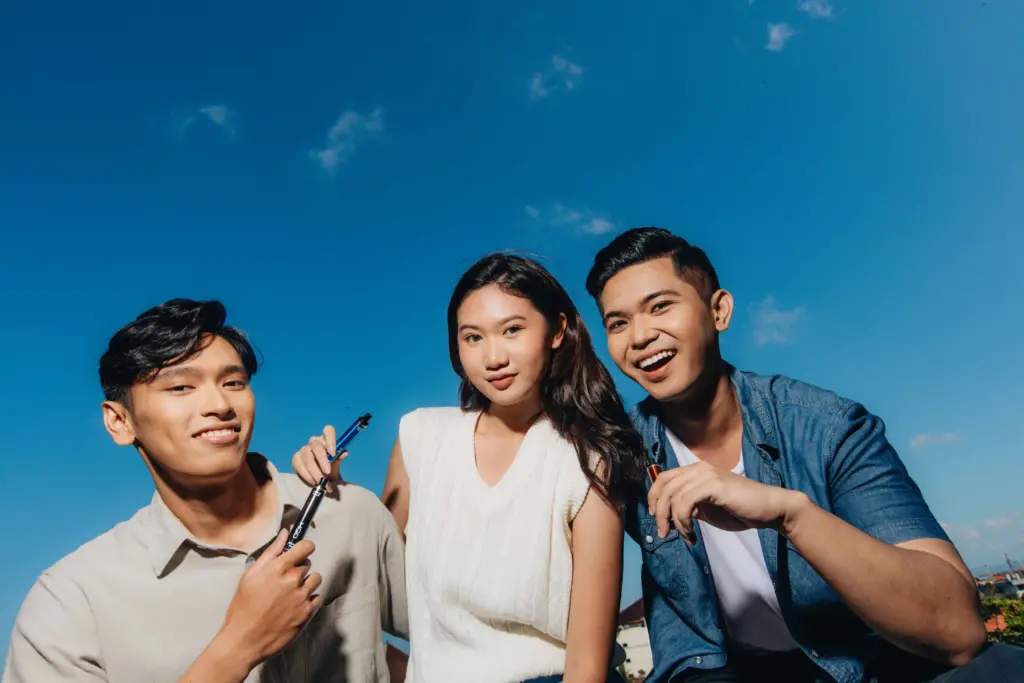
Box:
[143,454,307,577]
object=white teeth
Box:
[197,428,235,438]
[639,351,675,369]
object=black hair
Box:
[99,298,259,407]
[585,227,720,304]
[447,253,647,505]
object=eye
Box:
[651,301,672,312]
[463,333,482,343]
[167,385,192,393]
[504,325,523,337]
[224,380,248,389]
[607,320,626,331]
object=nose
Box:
[630,316,658,350]
[200,384,234,418]
[483,338,510,371]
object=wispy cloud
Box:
[799,0,833,19]
[941,513,1024,570]
[909,432,963,450]
[525,203,615,235]
[751,296,805,345]
[310,107,383,174]
[529,54,584,101]
[765,23,796,52]
[177,104,236,138]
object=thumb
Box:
[252,529,288,570]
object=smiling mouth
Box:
[193,426,241,442]
[635,350,677,373]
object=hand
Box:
[647,461,807,543]
[292,425,348,491]
[216,530,324,669]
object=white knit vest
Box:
[400,407,593,683]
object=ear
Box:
[102,400,137,447]
[709,289,734,332]
[551,313,568,350]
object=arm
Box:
[780,404,985,666]
[564,489,624,683]
[380,437,410,537]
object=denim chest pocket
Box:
[638,517,689,598]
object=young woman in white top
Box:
[291,253,647,683]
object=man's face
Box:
[598,256,732,402]
[103,335,256,486]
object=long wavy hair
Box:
[447,253,646,506]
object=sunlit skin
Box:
[101,335,275,550]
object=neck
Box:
[147,454,278,550]
[484,393,544,434]
[659,360,741,450]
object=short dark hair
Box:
[585,227,720,303]
[99,298,259,406]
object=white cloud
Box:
[751,296,805,345]
[986,518,1011,529]
[940,512,1024,571]
[766,23,796,52]
[310,107,383,174]
[177,104,236,138]
[799,0,833,19]
[529,54,583,101]
[909,432,963,450]
[526,203,615,235]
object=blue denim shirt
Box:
[626,366,949,683]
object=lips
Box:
[486,374,517,390]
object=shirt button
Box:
[810,650,819,658]
[645,535,654,544]
[695,656,703,664]
[703,565,710,574]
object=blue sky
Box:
[2,0,1023,658]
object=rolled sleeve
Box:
[3,572,106,683]
[826,403,950,547]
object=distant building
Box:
[617,598,653,682]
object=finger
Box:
[281,539,316,565]
[306,593,324,618]
[253,529,288,569]
[294,453,317,487]
[671,478,716,544]
[654,474,689,538]
[308,438,332,479]
[323,425,337,457]
[303,571,323,597]
[647,467,681,514]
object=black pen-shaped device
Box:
[284,413,372,551]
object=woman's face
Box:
[456,284,564,409]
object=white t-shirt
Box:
[664,429,799,654]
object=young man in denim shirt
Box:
[585,228,1022,682]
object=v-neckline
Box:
[463,410,545,507]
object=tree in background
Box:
[981,597,1024,646]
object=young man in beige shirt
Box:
[3,298,407,683]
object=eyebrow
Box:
[458,315,527,333]
[602,289,680,322]
[154,364,248,381]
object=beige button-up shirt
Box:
[2,456,407,683]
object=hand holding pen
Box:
[295,424,348,493]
